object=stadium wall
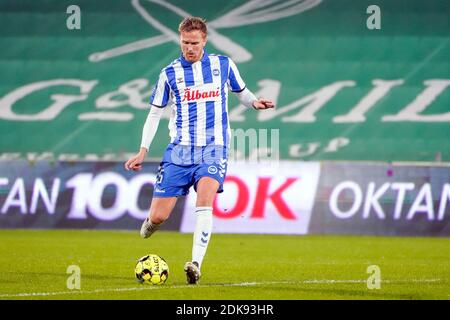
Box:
[0,160,448,236]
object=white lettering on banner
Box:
[95,79,151,110]
[84,0,444,124]
[1,178,27,214]
[363,182,389,219]
[1,79,449,123]
[323,137,350,153]
[258,81,355,122]
[1,178,61,215]
[333,80,404,123]
[79,79,156,121]
[391,183,415,219]
[29,178,61,214]
[407,183,434,220]
[439,184,450,220]
[66,172,156,220]
[329,181,362,219]
[383,80,450,122]
[0,79,97,121]
[126,174,156,219]
[87,172,130,221]
[290,137,350,158]
[66,173,93,219]
[0,173,154,220]
[329,181,450,221]
[289,142,320,158]
[180,162,321,235]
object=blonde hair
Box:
[178,17,207,36]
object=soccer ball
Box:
[135,254,169,285]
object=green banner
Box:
[0,0,449,162]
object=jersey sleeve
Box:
[227,58,246,93]
[149,70,171,108]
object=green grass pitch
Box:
[0,229,448,300]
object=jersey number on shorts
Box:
[156,165,164,184]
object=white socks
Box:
[192,207,213,270]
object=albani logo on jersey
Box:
[182,87,220,102]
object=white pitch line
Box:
[0,279,442,298]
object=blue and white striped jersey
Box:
[149,51,246,147]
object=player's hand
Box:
[252,98,274,110]
[125,149,147,171]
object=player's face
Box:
[180,30,206,63]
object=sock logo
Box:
[201,231,209,244]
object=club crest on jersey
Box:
[212,69,220,76]
[182,87,220,102]
[207,166,218,174]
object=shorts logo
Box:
[212,69,220,76]
[208,166,218,174]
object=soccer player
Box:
[124,17,274,284]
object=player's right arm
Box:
[124,106,165,171]
[125,70,171,171]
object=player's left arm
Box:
[236,88,274,110]
[227,58,274,110]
